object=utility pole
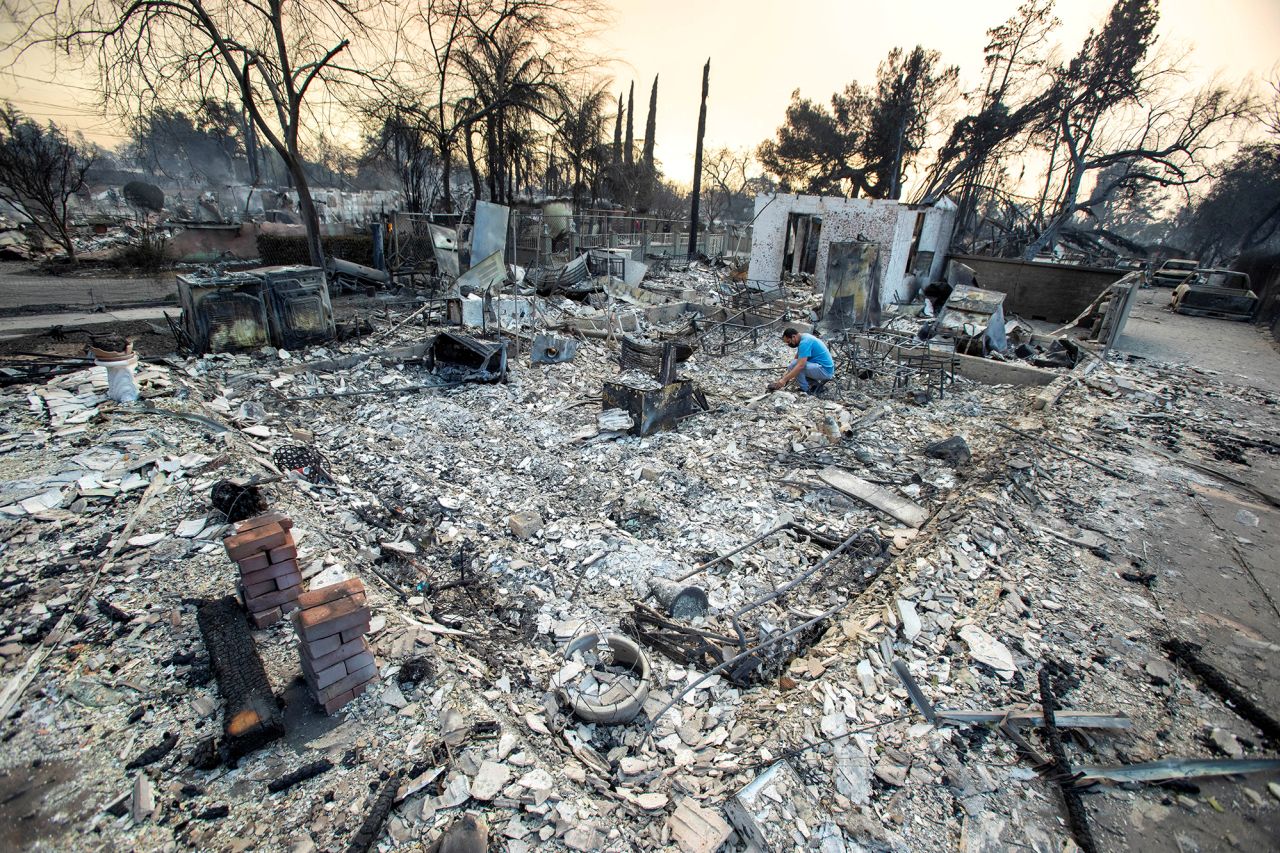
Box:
[688,58,709,259]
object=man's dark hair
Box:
[783,327,799,338]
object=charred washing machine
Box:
[255,265,336,349]
[177,270,272,354]
[177,265,335,354]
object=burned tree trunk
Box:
[464,123,482,204]
[293,173,326,269]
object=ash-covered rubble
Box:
[1,265,1278,852]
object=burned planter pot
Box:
[557,633,651,724]
[601,378,709,437]
[426,331,508,383]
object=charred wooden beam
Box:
[196,596,283,762]
[94,597,131,624]
[1039,666,1099,853]
[268,759,333,793]
[343,773,400,853]
[125,732,179,770]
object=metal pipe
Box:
[674,522,790,582]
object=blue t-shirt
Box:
[796,333,834,372]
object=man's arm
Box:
[769,356,807,391]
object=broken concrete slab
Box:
[469,761,510,801]
[958,625,1016,679]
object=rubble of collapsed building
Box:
[0,178,400,264]
[2,191,1280,853]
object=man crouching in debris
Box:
[769,327,835,394]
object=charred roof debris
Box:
[1,193,1279,853]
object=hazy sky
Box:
[1,0,1276,182]
[596,0,1280,182]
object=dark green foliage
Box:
[757,46,957,199]
[1184,144,1280,261]
[123,180,165,212]
[257,233,375,267]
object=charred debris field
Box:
[1,268,1279,852]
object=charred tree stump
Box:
[268,759,334,793]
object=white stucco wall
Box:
[747,193,956,311]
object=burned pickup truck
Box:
[1170,269,1258,321]
[1151,257,1199,288]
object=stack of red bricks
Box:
[223,512,302,628]
[292,578,378,713]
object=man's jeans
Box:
[791,360,834,392]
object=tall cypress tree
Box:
[624,81,635,168]
[612,92,623,165]
[642,75,658,169]
[688,59,710,257]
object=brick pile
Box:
[223,511,301,628]
[292,579,378,713]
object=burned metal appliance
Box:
[325,257,391,291]
[178,265,335,354]
[528,254,592,297]
[256,265,336,349]
[937,284,1007,354]
[426,331,507,383]
[177,270,272,354]
[530,333,578,364]
[602,377,708,436]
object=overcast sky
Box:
[1,0,1276,183]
